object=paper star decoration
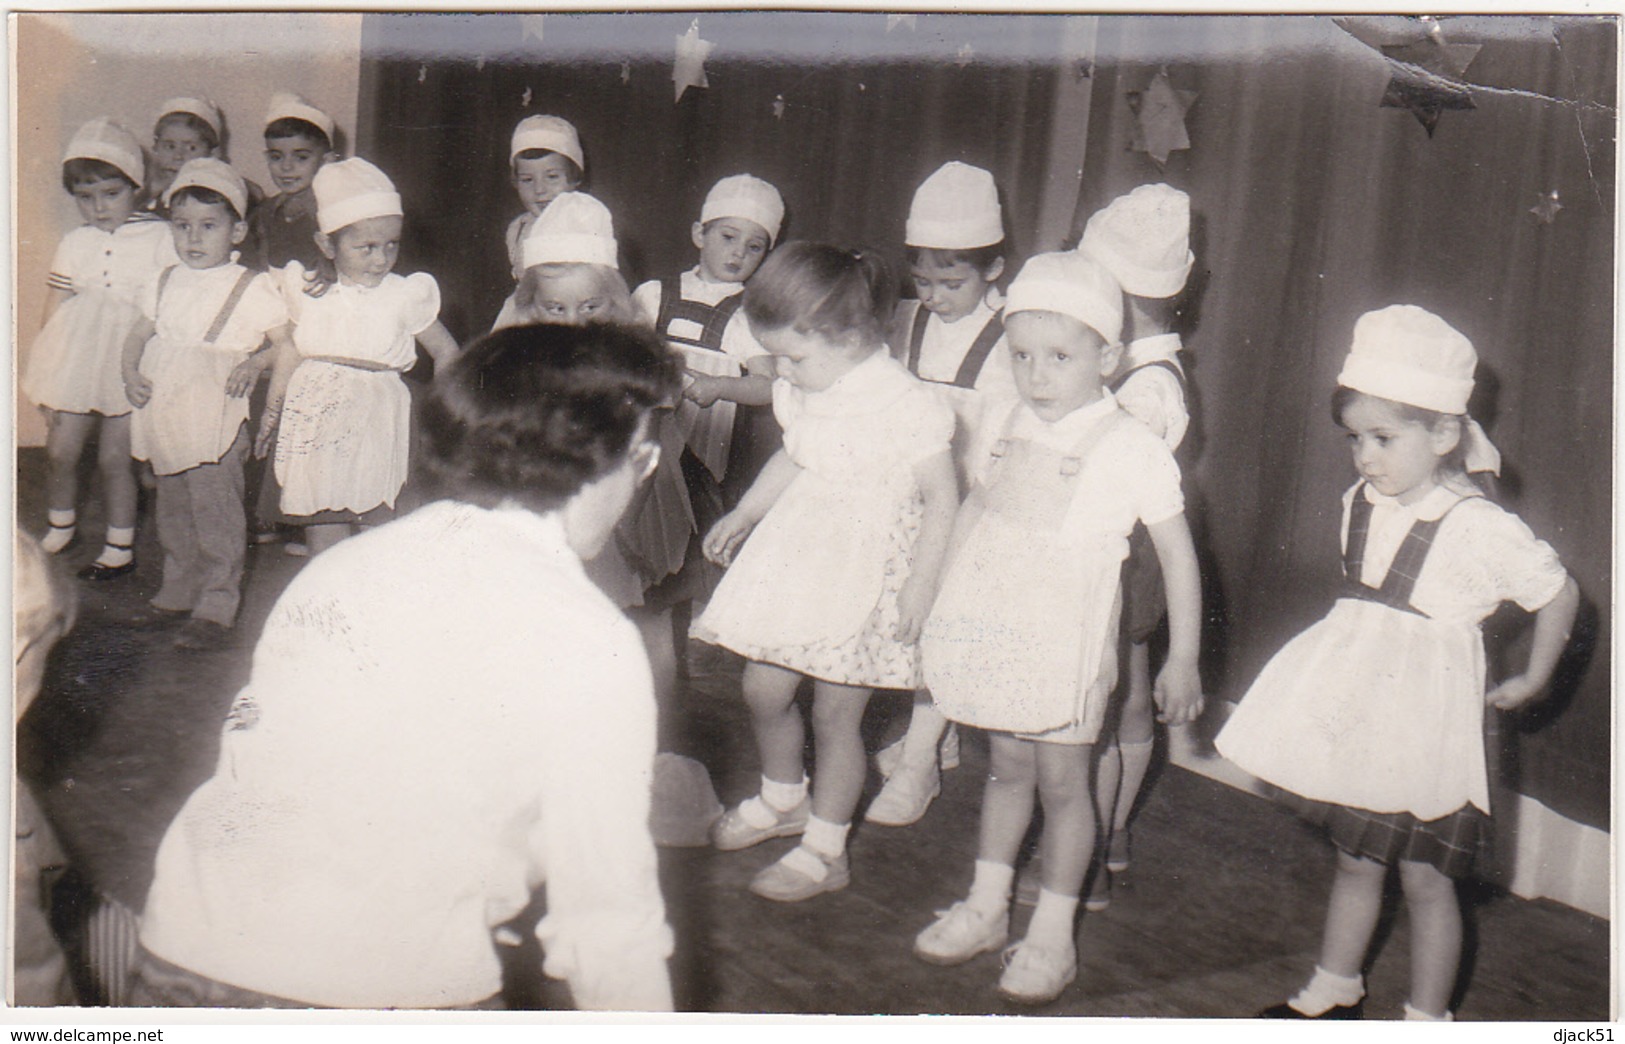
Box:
[1530,190,1563,224]
[674,19,712,102]
[521,87,532,108]
[417,65,427,84]
[772,94,786,119]
[956,43,975,67]
[1380,23,1480,136]
[1126,69,1197,167]
[887,14,917,32]
[475,55,486,72]
[621,62,632,85]
[521,15,546,46]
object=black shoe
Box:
[76,559,136,581]
[1258,1001,1364,1019]
[174,619,232,652]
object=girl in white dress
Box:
[912,252,1203,1005]
[259,158,458,556]
[692,242,959,903]
[1215,305,1579,1021]
[25,119,177,578]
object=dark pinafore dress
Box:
[1110,359,1187,643]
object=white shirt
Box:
[140,502,674,1010]
[632,267,765,366]
[1112,333,1189,450]
[48,214,178,300]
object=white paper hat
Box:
[314,157,403,235]
[521,191,618,270]
[64,117,144,187]
[510,114,585,172]
[264,91,336,143]
[1079,183,1194,299]
[1338,305,1477,415]
[155,95,223,139]
[1006,250,1124,344]
[701,174,785,244]
[163,157,249,219]
[905,161,1004,250]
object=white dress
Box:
[274,264,441,517]
[129,264,288,476]
[692,351,953,688]
[23,216,178,416]
[1215,483,1568,820]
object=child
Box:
[258,157,458,557]
[1215,306,1578,1021]
[123,159,294,650]
[915,251,1203,1004]
[630,173,783,603]
[493,114,584,329]
[692,242,959,902]
[1076,182,1197,903]
[146,96,224,207]
[243,92,338,272]
[870,160,1017,827]
[23,118,177,579]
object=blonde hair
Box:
[514,262,634,324]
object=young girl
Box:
[1215,305,1578,1021]
[24,118,177,579]
[692,242,959,903]
[492,114,584,330]
[258,157,458,557]
[915,251,1203,1004]
[147,97,224,208]
[123,159,294,650]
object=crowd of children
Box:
[23,91,1580,1017]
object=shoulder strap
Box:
[1058,407,1130,476]
[203,269,258,345]
[653,275,682,336]
[1342,487,1476,614]
[155,265,178,312]
[1109,357,1186,394]
[950,309,1005,389]
[905,303,931,376]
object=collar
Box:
[799,348,912,415]
[1012,389,1120,441]
[933,292,999,328]
[1359,480,1475,521]
[1123,332,1182,369]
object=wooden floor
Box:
[15,448,1612,1019]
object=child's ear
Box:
[1430,416,1464,456]
[314,230,337,260]
[690,222,707,251]
[983,256,1006,283]
[1100,338,1125,377]
[231,220,249,246]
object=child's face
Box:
[529,267,618,325]
[169,196,246,269]
[1339,393,1455,505]
[1006,310,1119,422]
[264,133,328,196]
[512,153,578,216]
[152,120,214,185]
[910,255,1003,325]
[72,175,137,233]
[320,215,403,288]
[757,325,863,393]
[692,218,771,284]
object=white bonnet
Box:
[156,95,223,139]
[1078,183,1194,299]
[1338,305,1476,415]
[64,118,144,188]
[264,91,336,143]
[313,157,403,235]
[906,161,1004,250]
[1005,250,1124,344]
[701,174,785,244]
[521,191,618,270]
[510,114,584,172]
[164,157,249,219]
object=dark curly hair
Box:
[418,322,681,513]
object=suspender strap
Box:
[908,307,1005,390]
[1109,357,1186,394]
[155,265,177,312]
[905,304,931,376]
[654,276,744,352]
[203,269,258,345]
[1341,484,1472,615]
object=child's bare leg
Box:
[304,522,353,555]
[42,411,95,550]
[980,734,1038,866]
[1398,859,1461,1018]
[630,607,678,711]
[806,681,873,826]
[96,415,138,531]
[741,661,805,785]
[1320,850,1386,977]
[1034,741,1095,903]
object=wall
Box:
[13,12,364,447]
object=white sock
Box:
[94,526,136,567]
[1025,887,1080,950]
[1113,738,1155,832]
[42,510,76,553]
[802,815,849,859]
[761,774,808,813]
[899,699,948,768]
[1289,966,1365,1015]
[1403,1002,1452,1021]
[966,859,1014,916]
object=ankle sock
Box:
[1403,1002,1452,1021]
[967,859,1014,915]
[93,526,136,567]
[1289,966,1365,1015]
[802,815,849,860]
[761,774,808,814]
[42,510,77,553]
[1026,887,1080,950]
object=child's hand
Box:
[1486,674,1546,711]
[683,372,724,408]
[226,355,267,398]
[702,511,754,567]
[254,410,280,459]
[302,266,335,299]
[123,371,153,408]
[1152,656,1204,726]
[894,576,935,644]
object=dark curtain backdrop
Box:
[1074,15,1613,829]
[356,13,1612,831]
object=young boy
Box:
[868,160,1015,828]
[243,93,339,273]
[147,96,224,206]
[1077,183,1196,903]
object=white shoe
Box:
[913,901,1009,965]
[711,795,809,851]
[865,764,941,826]
[998,939,1078,1004]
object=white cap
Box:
[64,118,144,187]
[1338,305,1476,415]
[314,157,403,235]
[905,161,1004,250]
[701,174,785,244]
[156,95,223,139]
[1006,251,1124,344]
[521,191,618,270]
[1079,183,1194,299]
[510,114,584,172]
[163,157,249,219]
[264,91,336,143]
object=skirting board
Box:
[1167,718,1610,921]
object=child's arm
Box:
[895,449,960,642]
[253,324,300,459]
[1147,512,1203,725]
[40,286,72,328]
[683,369,773,408]
[1486,575,1580,710]
[416,320,460,369]
[119,318,158,407]
[225,338,276,398]
[701,449,801,567]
